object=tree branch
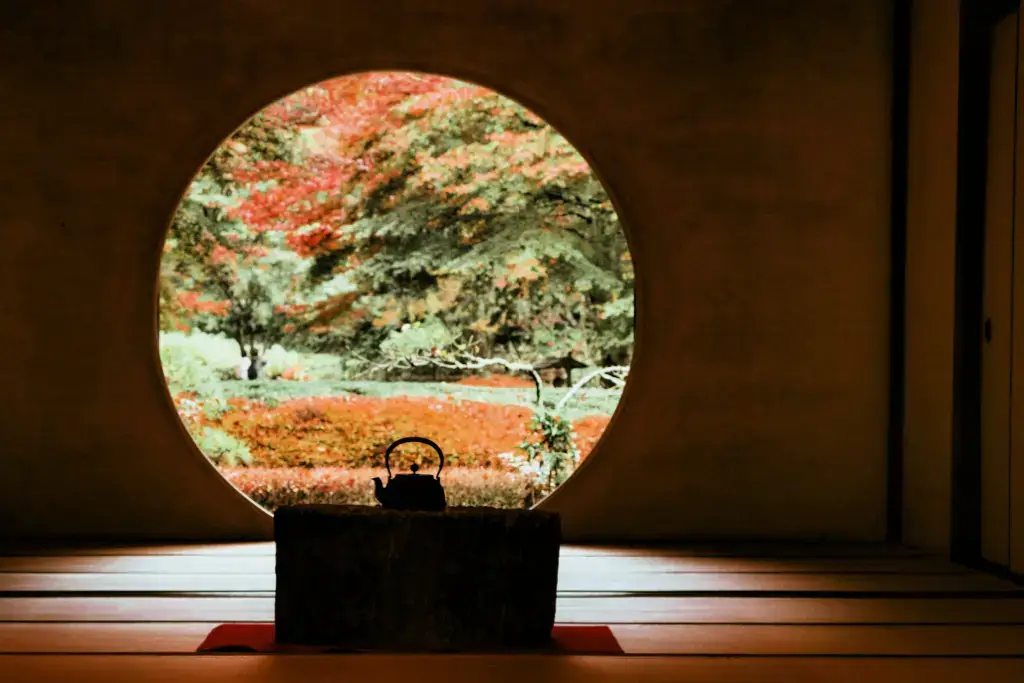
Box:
[554,366,629,412]
[369,351,545,407]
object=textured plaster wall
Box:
[0,0,892,541]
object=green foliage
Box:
[260,344,301,378]
[201,397,232,422]
[379,318,456,358]
[192,426,253,467]
[298,353,349,381]
[159,115,310,354]
[176,365,621,420]
[159,331,241,392]
[282,84,635,364]
[160,330,349,392]
[160,72,634,369]
[503,410,581,502]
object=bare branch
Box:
[555,366,629,412]
[371,350,545,406]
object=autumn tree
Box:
[160,113,311,355]
[162,72,634,371]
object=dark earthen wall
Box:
[901,0,959,554]
[0,0,893,540]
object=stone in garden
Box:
[274,504,561,651]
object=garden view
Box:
[158,71,634,511]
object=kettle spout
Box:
[372,476,385,506]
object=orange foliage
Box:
[209,245,237,266]
[219,465,533,510]
[175,291,230,315]
[186,394,610,470]
[280,365,306,381]
[572,415,611,463]
[210,395,533,468]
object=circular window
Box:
[158,71,634,512]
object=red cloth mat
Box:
[197,623,623,654]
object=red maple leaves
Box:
[223,71,593,256]
[176,291,230,316]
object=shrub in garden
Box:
[193,426,253,467]
[201,397,233,422]
[220,466,533,511]
[501,410,580,505]
[175,392,611,471]
[379,319,456,359]
[159,331,243,391]
[261,344,317,380]
[570,414,610,460]
[209,395,539,469]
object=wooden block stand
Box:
[274,504,561,651]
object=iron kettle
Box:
[372,436,447,512]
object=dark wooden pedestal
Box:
[274,504,561,651]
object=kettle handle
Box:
[383,436,445,480]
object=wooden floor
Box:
[0,541,1022,682]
